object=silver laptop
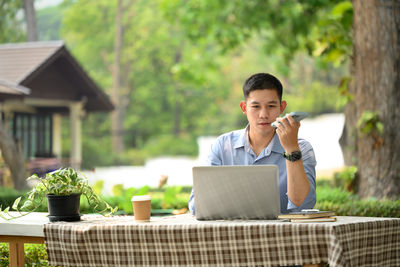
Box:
[192,165,280,220]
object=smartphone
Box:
[271,111,309,128]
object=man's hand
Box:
[274,114,300,152]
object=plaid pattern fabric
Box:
[44,215,400,267]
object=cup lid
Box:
[131,195,152,201]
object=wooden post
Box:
[0,236,45,267]
[70,101,83,169]
[52,113,62,159]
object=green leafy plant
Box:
[357,111,383,135]
[357,111,384,149]
[0,243,50,267]
[111,184,150,214]
[333,166,358,193]
[0,167,117,220]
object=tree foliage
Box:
[160,0,353,68]
[56,0,349,166]
[0,0,25,42]
[61,0,232,158]
[0,0,350,169]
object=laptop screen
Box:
[193,165,280,220]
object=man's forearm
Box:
[286,160,310,207]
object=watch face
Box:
[291,151,302,161]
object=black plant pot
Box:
[47,193,81,222]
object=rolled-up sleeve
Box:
[188,189,196,214]
[287,140,317,211]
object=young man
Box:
[189,73,316,214]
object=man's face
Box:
[240,89,286,137]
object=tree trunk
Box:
[172,48,183,137]
[111,0,125,154]
[0,120,27,190]
[173,90,181,136]
[345,0,400,199]
[23,0,38,41]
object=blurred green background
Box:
[0,0,351,169]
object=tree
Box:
[341,0,399,199]
[0,119,27,190]
[62,0,230,154]
[161,0,399,199]
[110,0,134,154]
[0,0,31,189]
[0,0,25,42]
[23,0,38,41]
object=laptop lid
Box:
[193,165,280,220]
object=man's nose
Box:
[259,107,268,118]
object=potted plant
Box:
[0,167,117,221]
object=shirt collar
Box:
[233,125,248,149]
[233,125,284,154]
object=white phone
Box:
[271,111,309,128]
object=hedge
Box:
[0,243,50,267]
[1,185,399,217]
[1,184,399,266]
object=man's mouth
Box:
[258,122,270,126]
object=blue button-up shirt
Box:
[189,126,317,214]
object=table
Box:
[43,214,400,267]
[0,212,47,267]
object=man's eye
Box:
[252,105,259,108]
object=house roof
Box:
[0,78,30,94]
[0,41,114,112]
[0,78,30,100]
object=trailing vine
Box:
[357,111,384,149]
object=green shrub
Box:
[316,178,334,188]
[0,187,48,213]
[0,243,8,266]
[151,197,163,210]
[25,244,49,266]
[148,185,192,193]
[316,184,400,217]
[317,186,358,204]
[316,198,400,217]
[333,166,358,192]
[98,185,190,213]
[2,184,398,218]
[0,187,27,209]
[0,243,49,267]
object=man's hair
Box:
[242,73,283,101]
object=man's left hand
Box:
[274,114,300,152]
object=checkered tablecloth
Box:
[44,215,400,267]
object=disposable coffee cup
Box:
[131,195,152,222]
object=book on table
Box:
[289,216,337,223]
[278,210,335,219]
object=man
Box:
[189,73,316,214]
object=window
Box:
[13,113,53,158]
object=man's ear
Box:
[280,100,287,114]
[240,101,247,114]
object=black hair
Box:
[242,73,283,101]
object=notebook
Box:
[192,165,280,220]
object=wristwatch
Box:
[283,150,302,162]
